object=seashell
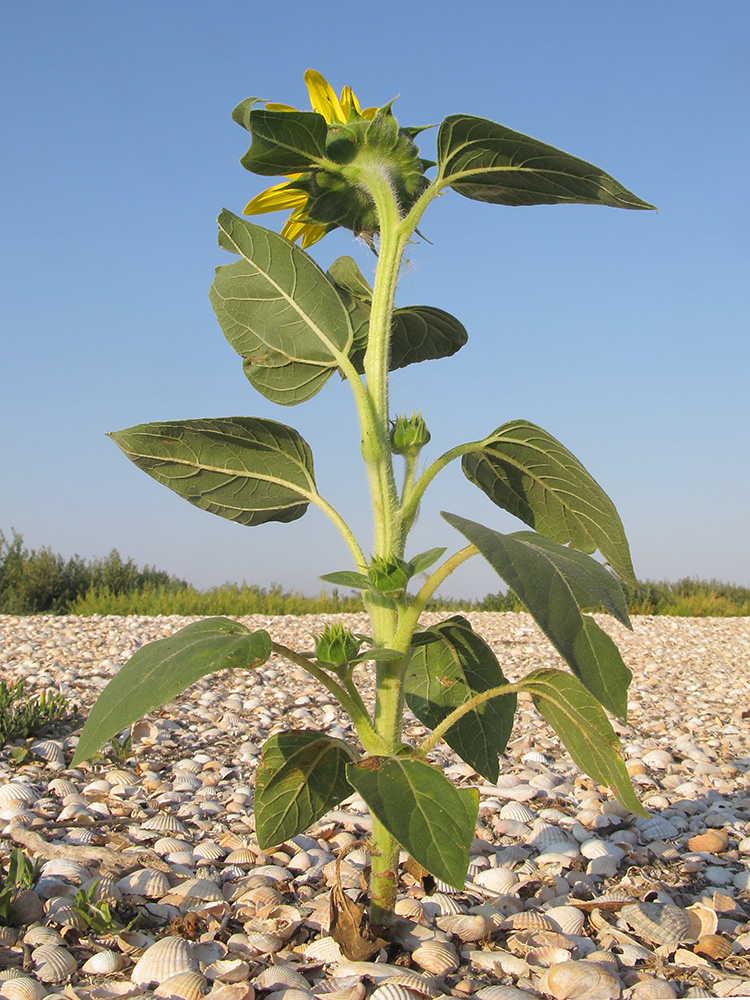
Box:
[626,977,678,999]
[334,964,410,983]
[193,842,226,862]
[161,878,226,911]
[131,936,200,988]
[502,910,556,932]
[641,750,675,769]
[579,839,626,861]
[499,802,537,823]
[634,816,679,842]
[467,949,530,977]
[420,892,464,918]
[30,739,66,768]
[474,990,537,1000]
[154,972,208,1000]
[32,944,78,983]
[264,991,313,1000]
[238,931,284,956]
[141,812,188,834]
[0,782,38,806]
[303,936,344,964]
[686,828,730,853]
[0,925,19,946]
[86,980,144,999]
[686,903,718,937]
[378,973,440,998]
[24,925,64,947]
[173,773,203,792]
[583,949,619,972]
[543,960,622,1000]
[104,768,137,786]
[44,896,87,930]
[224,849,257,867]
[694,934,733,960]
[81,874,122,904]
[620,902,697,949]
[203,960,249,984]
[369,988,421,1000]
[526,944,573,967]
[435,913,492,942]
[311,980,366,1000]
[204,986,255,1000]
[116,929,155,954]
[409,939,459,976]
[41,858,87,882]
[254,968,311,993]
[81,950,128,975]
[155,837,194,856]
[473,867,519,894]
[117,867,171,898]
[587,855,619,878]
[0,976,48,1000]
[544,906,586,936]
[394,898,426,920]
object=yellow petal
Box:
[281,209,327,247]
[300,225,327,248]
[340,86,360,119]
[360,107,378,121]
[304,68,345,124]
[265,102,297,113]
[244,182,308,216]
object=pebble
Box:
[1,612,749,999]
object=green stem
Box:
[400,440,486,538]
[308,493,367,572]
[369,816,400,927]
[395,545,478,647]
[418,680,521,756]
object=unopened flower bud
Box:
[315,623,363,668]
[368,555,411,596]
[391,411,431,456]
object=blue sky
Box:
[2,2,748,599]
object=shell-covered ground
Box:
[1,613,749,1000]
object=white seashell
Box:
[526,945,572,968]
[203,960,250,984]
[81,874,122,904]
[131,937,200,988]
[0,782,37,807]
[239,931,284,956]
[253,967,311,992]
[204,986,255,1000]
[420,892,464,918]
[173,773,203,791]
[303,936,344,964]
[543,960,622,1000]
[86,980,144,999]
[311,979,366,1000]
[620,902,697,949]
[583,949,619,972]
[544,906,586,936]
[48,778,79,798]
[634,816,679,841]
[467,949,529,977]
[641,749,675,769]
[32,944,78,983]
[117,867,171,898]
[155,837,193,856]
[264,991,313,1000]
[579,839,626,861]
[104,768,137,786]
[587,855,619,878]
[502,910,556,932]
[142,812,188,834]
[499,802,537,823]
[474,989,537,1000]
[161,877,226,910]
[378,973,440,998]
[394,897,426,920]
[30,740,66,768]
[40,858,87,882]
[44,896,87,930]
[627,977,678,999]
[0,976,48,1000]
[369,988,420,1000]
[193,842,227,862]
[154,972,208,1000]
[24,925,64,947]
[191,941,227,966]
[116,929,155,954]
[81,950,128,975]
[473,867,518,894]
[435,913,492,942]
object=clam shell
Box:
[543,960,622,1000]
[24,926,64,947]
[238,932,284,956]
[473,867,518,894]
[204,986,255,1000]
[203,960,250,984]
[499,802,537,823]
[81,950,128,975]
[311,979,366,1000]
[620,902,697,949]
[467,949,529,977]
[117,868,171,898]
[142,812,188,834]
[191,942,227,966]
[44,897,87,930]
[474,990,537,1000]
[131,937,200,988]
[193,843,227,862]
[634,816,679,842]
[626,978,678,999]
[32,945,78,983]
[116,929,155,954]
[41,858,88,881]
[694,934,733,960]
[0,782,37,806]
[161,878,226,910]
[434,913,492,942]
[421,892,464,917]
[369,988,420,1000]
[544,906,586,936]
[502,910,556,932]
[264,991,313,1000]
[303,937,344,964]
[154,972,208,1000]
[0,977,48,1000]
[253,967,310,993]
[527,945,572,968]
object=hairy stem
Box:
[418,680,521,756]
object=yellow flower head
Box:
[235,70,430,249]
[242,71,378,248]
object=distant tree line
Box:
[1,530,748,617]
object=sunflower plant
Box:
[73,70,655,936]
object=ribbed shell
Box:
[204,985,256,1000]
[420,892,464,917]
[435,913,492,942]
[627,977,679,999]
[474,989,536,1000]
[131,937,200,988]
[154,972,208,1000]
[0,976,48,1000]
[303,936,343,964]
[81,950,128,975]
[253,968,311,993]
[32,944,78,983]
[161,877,225,909]
[0,782,37,806]
[620,902,697,949]
[142,812,188,834]
[24,925,64,947]
[410,939,459,976]
[526,945,573,968]
[203,960,250,984]
[473,867,519,894]
[117,867,171,898]
[311,978,366,1000]
[543,960,622,1000]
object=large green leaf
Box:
[255,730,356,848]
[326,256,468,374]
[405,616,516,782]
[109,416,317,526]
[442,514,632,719]
[210,213,353,405]
[239,110,328,175]
[438,115,656,210]
[463,421,637,586]
[72,618,271,765]
[347,756,478,889]
[517,669,646,816]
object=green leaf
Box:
[347,756,478,889]
[320,571,371,590]
[231,97,264,131]
[518,669,646,816]
[350,647,404,664]
[463,420,637,586]
[72,618,271,765]
[408,547,447,576]
[255,730,356,848]
[442,514,632,719]
[325,257,467,374]
[109,416,317,526]
[438,115,656,210]
[405,616,516,782]
[239,110,328,175]
[211,212,353,405]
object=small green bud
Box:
[315,623,363,668]
[391,411,431,456]
[368,555,411,596]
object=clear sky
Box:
[2,2,748,599]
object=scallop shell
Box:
[502,910,556,932]
[81,950,128,975]
[379,974,440,998]
[694,934,733,960]
[634,816,679,842]
[142,812,188,834]
[527,945,573,968]
[543,960,622,1000]
[191,942,227,966]
[249,904,302,941]
[161,878,226,910]
[303,936,343,964]
[641,750,675,769]
[253,967,311,993]
[264,991,313,1000]
[474,989,537,1000]
[620,902,697,949]
[0,782,37,806]
[238,932,284,956]
[117,867,172,898]
[30,739,66,768]
[473,867,519,894]
[32,944,78,983]
[44,897,87,930]
[131,937,200,988]
[116,930,155,954]
[499,802,537,823]
[409,939,459,976]
[204,986,255,1000]
[155,837,193,856]
[544,906,587,936]
[204,960,250,984]
[193,843,227,862]
[0,977,48,1000]
[40,858,88,882]
[466,949,529,977]
[154,972,208,1000]
[24,926,64,947]
[583,949,619,972]
[311,979,366,1000]
[369,988,420,1000]
[420,892,464,917]
[435,913,492,942]
[626,978,678,999]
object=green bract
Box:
[77,69,656,938]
